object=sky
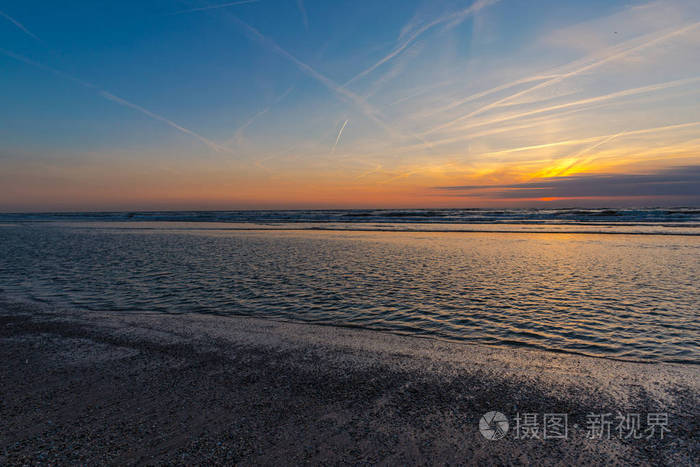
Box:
[1,0,699,211]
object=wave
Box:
[2,208,700,226]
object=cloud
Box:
[98,92,229,152]
[420,76,700,141]
[296,0,309,31]
[550,133,624,177]
[424,20,700,135]
[166,0,260,16]
[364,40,425,99]
[0,8,41,42]
[223,14,428,143]
[331,119,348,154]
[418,73,563,120]
[343,0,499,86]
[223,85,295,147]
[433,165,700,201]
[480,121,700,157]
[542,0,700,55]
[0,48,228,153]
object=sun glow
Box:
[1,0,699,210]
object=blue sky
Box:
[1,0,699,210]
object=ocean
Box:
[1,208,698,363]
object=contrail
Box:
[425,21,700,135]
[553,133,624,176]
[331,119,348,153]
[482,121,700,157]
[0,48,228,153]
[386,78,455,107]
[223,85,295,147]
[166,0,259,15]
[0,48,96,88]
[392,76,700,153]
[426,76,700,137]
[343,0,499,87]
[394,107,594,154]
[228,17,384,125]
[98,92,229,152]
[224,14,428,144]
[0,8,41,42]
[417,73,563,119]
[296,0,309,31]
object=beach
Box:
[3,0,700,463]
[1,298,697,465]
[1,223,697,365]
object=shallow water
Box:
[0,221,698,363]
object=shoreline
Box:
[3,220,699,237]
[1,298,698,465]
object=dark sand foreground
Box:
[1,298,697,465]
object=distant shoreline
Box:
[1,207,699,226]
[2,220,699,236]
[1,299,697,465]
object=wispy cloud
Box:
[417,74,563,120]
[388,77,700,155]
[3,0,699,209]
[433,165,700,201]
[331,119,349,154]
[0,8,42,42]
[98,92,229,152]
[385,78,456,108]
[344,0,499,87]
[550,132,625,177]
[166,0,260,16]
[296,0,309,31]
[479,121,700,157]
[0,48,228,153]
[423,76,700,139]
[424,21,700,135]
[223,14,427,143]
[364,41,425,100]
[223,85,295,147]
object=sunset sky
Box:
[1,0,699,211]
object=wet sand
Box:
[1,298,697,465]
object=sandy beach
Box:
[3,0,700,465]
[1,297,697,465]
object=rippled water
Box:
[0,222,698,363]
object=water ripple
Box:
[0,224,698,364]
